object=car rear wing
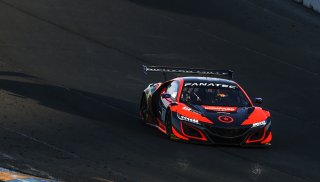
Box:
[143,65,234,80]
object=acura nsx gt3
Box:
[140,66,272,146]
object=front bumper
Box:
[171,118,272,146]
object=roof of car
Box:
[176,76,237,85]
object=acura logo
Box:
[218,115,234,123]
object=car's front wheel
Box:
[165,110,175,140]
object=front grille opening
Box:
[210,135,244,145]
[249,129,264,140]
[182,123,202,138]
[209,127,249,137]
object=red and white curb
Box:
[0,167,56,182]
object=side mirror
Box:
[161,93,171,99]
[255,98,263,104]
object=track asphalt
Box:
[0,0,319,181]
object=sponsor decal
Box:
[177,113,199,124]
[218,115,234,123]
[182,106,192,111]
[184,82,237,89]
[203,106,237,112]
[181,106,202,115]
[252,120,266,128]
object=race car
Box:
[140,66,272,146]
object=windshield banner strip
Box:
[202,106,237,112]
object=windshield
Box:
[179,85,251,107]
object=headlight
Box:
[252,120,266,128]
[177,113,200,125]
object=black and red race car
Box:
[140,66,272,146]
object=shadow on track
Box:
[0,73,138,128]
[0,71,41,79]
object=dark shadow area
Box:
[128,0,316,25]
[0,71,40,79]
[129,0,222,18]
[128,0,320,46]
[0,77,140,129]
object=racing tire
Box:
[165,110,176,140]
